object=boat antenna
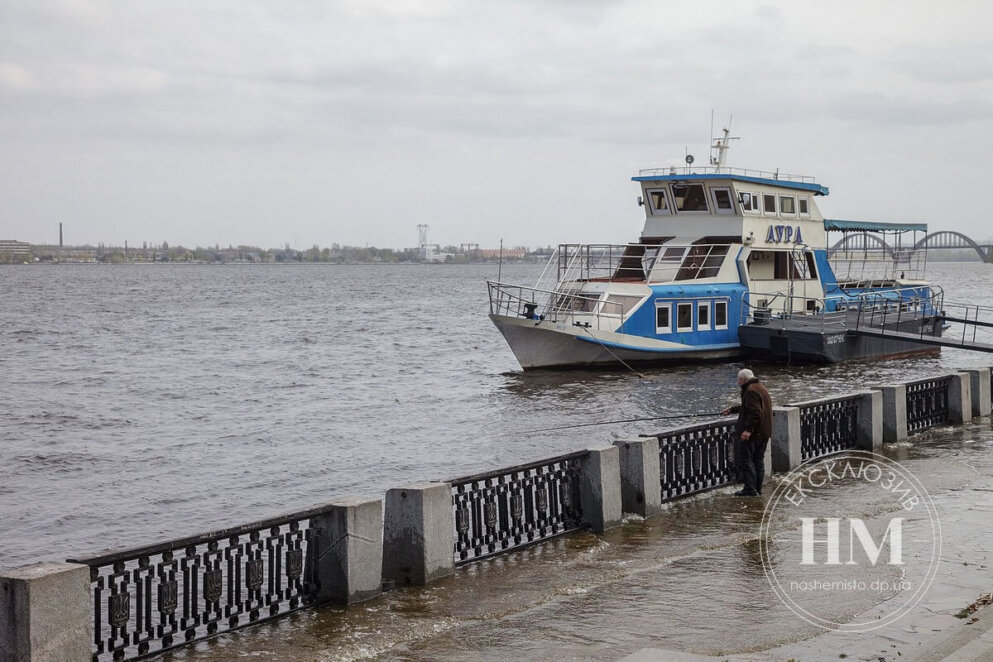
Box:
[710,114,739,172]
[497,238,503,282]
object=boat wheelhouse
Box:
[487,130,946,369]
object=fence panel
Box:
[792,395,861,461]
[449,451,586,566]
[906,376,951,433]
[654,420,738,501]
[68,507,330,662]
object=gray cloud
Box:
[1,0,992,248]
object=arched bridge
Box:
[828,230,993,262]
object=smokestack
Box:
[59,222,63,248]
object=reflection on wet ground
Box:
[168,418,993,662]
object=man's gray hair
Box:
[737,368,755,381]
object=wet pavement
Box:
[159,417,993,662]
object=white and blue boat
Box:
[488,129,946,369]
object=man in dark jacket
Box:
[721,368,773,496]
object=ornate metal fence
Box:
[67,506,331,662]
[449,450,585,566]
[905,376,951,433]
[792,395,860,461]
[653,420,738,501]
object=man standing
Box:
[722,368,772,497]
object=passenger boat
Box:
[487,128,946,369]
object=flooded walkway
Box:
[166,419,993,662]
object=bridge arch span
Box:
[827,233,895,258]
[914,231,990,262]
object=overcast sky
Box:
[2,0,992,250]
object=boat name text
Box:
[765,225,805,245]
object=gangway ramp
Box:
[848,326,993,353]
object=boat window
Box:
[677,302,693,331]
[671,184,708,212]
[711,188,734,214]
[646,188,670,215]
[763,194,777,215]
[780,196,796,215]
[655,303,671,333]
[772,251,818,280]
[798,197,809,215]
[675,244,730,280]
[714,300,729,329]
[556,292,600,312]
[602,294,643,316]
[739,191,760,213]
[698,301,710,329]
[805,252,818,279]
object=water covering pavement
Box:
[151,419,993,661]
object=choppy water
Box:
[1,262,991,568]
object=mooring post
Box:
[579,446,623,532]
[947,373,973,425]
[879,385,908,442]
[612,438,662,517]
[0,562,92,662]
[382,482,454,585]
[309,497,383,605]
[856,390,883,451]
[771,406,802,472]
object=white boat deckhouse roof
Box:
[632,170,830,196]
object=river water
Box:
[2,261,993,658]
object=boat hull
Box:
[490,314,743,370]
[738,316,943,364]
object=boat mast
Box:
[710,115,739,173]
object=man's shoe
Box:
[734,489,759,497]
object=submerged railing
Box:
[448,451,585,566]
[653,419,738,500]
[67,507,329,662]
[905,375,952,433]
[789,395,861,461]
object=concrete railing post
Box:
[966,368,992,418]
[382,482,454,586]
[879,385,908,442]
[947,373,972,425]
[856,390,883,451]
[612,438,662,517]
[771,406,802,472]
[579,446,622,532]
[1,562,92,662]
[309,497,383,605]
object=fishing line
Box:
[495,411,725,437]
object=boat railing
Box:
[740,286,945,334]
[636,165,816,183]
[487,280,627,332]
[740,291,850,333]
[549,243,732,285]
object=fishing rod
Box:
[496,411,726,437]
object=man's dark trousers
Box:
[736,438,769,494]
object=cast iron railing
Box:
[905,376,951,433]
[67,506,331,662]
[448,450,585,566]
[791,395,861,461]
[653,419,737,501]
